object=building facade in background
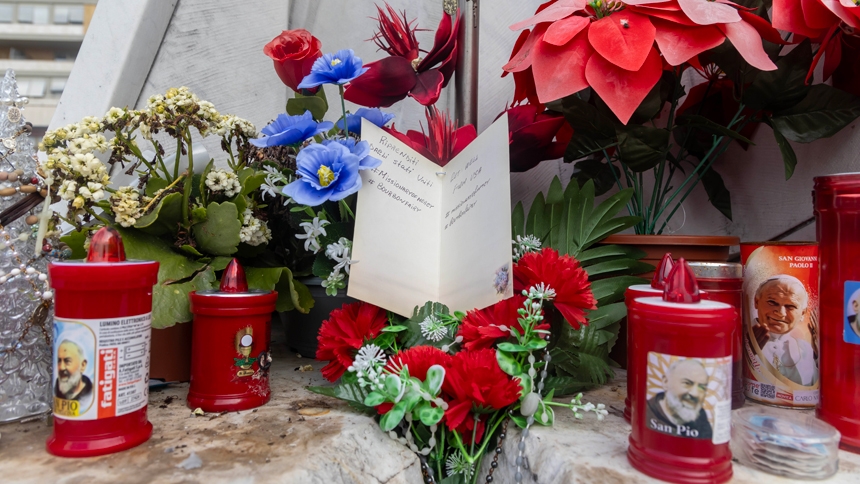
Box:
[0,0,97,138]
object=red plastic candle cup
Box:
[814,173,860,452]
[628,259,736,483]
[46,227,159,457]
[187,259,277,412]
[687,262,744,409]
[624,253,674,423]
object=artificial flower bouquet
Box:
[39,87,311,328]
[504,0,860,235]
[312,247,609,483]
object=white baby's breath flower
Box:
[239,208,272,246]
[205,168,242,197]
[528,282,556,301]
[325,237,352,275]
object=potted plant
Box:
[40,87,312,381]
[504,0,860,263]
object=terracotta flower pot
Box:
[602,234,740,369]
[150,322,193,382]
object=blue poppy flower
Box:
[335,108,395,135]
[250,111,333,148]
[282,142,362,206]
[298,49,369,89]
[322,138,382,171]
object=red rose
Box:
[264,29,322,92]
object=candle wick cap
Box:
[651,252,674,289]
[220,258,248,293]
[86,227,127,262]
[663,258,701,303]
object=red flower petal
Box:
[720,20,778,71]
[510,0,585,31]
[418,9,459,71]
[543,15,590,46]
[653,19,725,66]
[772,0,827,38]
[344,57,417,107]
[822,0,860,29]
[503,24,549,73]
[823,29,843,81]
[452,124,478,159]
[588,11,656,72]
[316,302,388,382]
[585,47,663,125]
[622,0,677,5]
[533,29,592,103]
[677,0,741,25]
[512,68,542,107]
[629,6,699,26]
[409,69,445,106]
[513,248,596,329]
[738,11,791,45]
[802,0,840,30]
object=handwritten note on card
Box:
[348,116,513,317]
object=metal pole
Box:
[450,0,479,127]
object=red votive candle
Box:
[47,227,159,457]
[628,259,736,483]
[187,259,277,412]
[687,262,744,410]
[814,173,860,452]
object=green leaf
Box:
[364,391,386,407]
[525,339,548,350]
[402,302,452,348]
[544,376,594,396]
[770,122,798,180]
[245,266,286,291]
[771,84,860,143]
[307,382,373,414]
[152,266,216,329]
[381,325,408,333]
[497,342,528,353]
[584,258,652,278]
[208,256,233,271]
[616,125,670,172]
[190,206,207,225]
[585,302,627,330]
[199,160,215,202]
[192,201,241,256]
[700,167,732,220]
[674,114,754,145]
[134,192,183,237]
[585,216,642,248]
[425,365,445,395]
[578,188,635,251]
[545,176,564,205]
[534,401,555,426]
[496,349,523,376]
[561,94,615,139]
[145,177,170,197]
[565,133,618,161]
[417,404,444,426]
[179,244,203,257]
[312,251,337,279]
[525,192,547,242]
[590,276,647,305]
[742,39,812,112]
[240,172,267,197]
[570,158,620,196]
[577,245,645,265]
[277,275,313,313]
[380,401,407,431]
[59,229,87,259]
[512,201,525,239]
[516,373,532,396]
[287,94,328,122]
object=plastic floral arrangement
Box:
[504,0,860,235]
[258,3,478,296]
[39,87,312,328]
[311,247,608,483]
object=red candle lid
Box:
[220,258,249,293]
[86,227,126,262]
[650,253,674,289]
[663,258,701,303]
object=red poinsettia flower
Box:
[344,3,459,107]
[457,295,550,351]
[316,301,389,382]
[442,349,521,443]
[513,248,596,329]
[504,0,779,124]
[772,0,860,83]
[502,104,573,172]
[375,346,453,414]
[384,106,477,166]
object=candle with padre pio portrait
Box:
[624,253,674,423]
[687,262,745,410]
[628,259,736,484]
[814,173,860,452]
[187,259,277,412]
[740,242,819,409]
[46,227,159,457]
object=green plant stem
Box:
[181,133,194,227]
[339,84,349,138]
[436,426,446,479]
[602,149,634,217]
[85,208,110,225]
[173,138,182,180]
[149,139,171,180]
[117,132,159,177]
[339,199,355,221]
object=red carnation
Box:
[513,248,596,329]
[264,29,323,93]
[376,346,453,415]
[457,295,550,351]
[345,3,459,107]
[442,349,521,443]
[384,106,476,167]
[316,301,388,382]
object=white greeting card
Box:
[348,115,513,317]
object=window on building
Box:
[54,5,68,23]
[68,5,84,24]
[54,5,83,24]
[50,78,66,95]
[19,5,49,24]
[9,48,27,60]
[0,4,13,23]
[18,78,47,98]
